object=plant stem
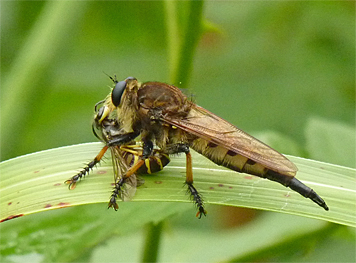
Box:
[164,0,180,83]
[165,0,205,87]
[141,221,164,263]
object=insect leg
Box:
[108,140,153,210]
[167,143,207,218]
[108,158,145,210]
[186,151,207,218]
[65,145,109,189]
[265,170,329,211]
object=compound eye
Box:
[126,76,137,81]
[111,80,127,107]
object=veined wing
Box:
[163,105,297,176]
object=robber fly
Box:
[97,76,329,218]
[65,101,170,206]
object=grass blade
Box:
[1,143,354,226]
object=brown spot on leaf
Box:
[0,214,24,223]
[57,202,70,208]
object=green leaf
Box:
[0,202,190,262]
[305,117,356,168]
[88,212,355,263]
[229,224,355,262]
[1,143,355,227]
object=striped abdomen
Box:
[189,137,329,210]
[190,137,279,179]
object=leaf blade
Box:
[0,143,355,226]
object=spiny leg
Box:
[65,145,109,189]
[108,140,153,210]
[185,150,207,218]
[108,159,145,210]
[168,144,207,218]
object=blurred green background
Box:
[1,1,355,262]
[1,1,354,163]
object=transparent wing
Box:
[110,146,137,201]
[162,105,297,176]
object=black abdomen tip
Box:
[288,177,329,211]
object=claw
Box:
[108,197,119,211]
[64,179,77,190]
[196,206,207,219]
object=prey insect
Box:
[65,101,170,206]
[98,76,329,218]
